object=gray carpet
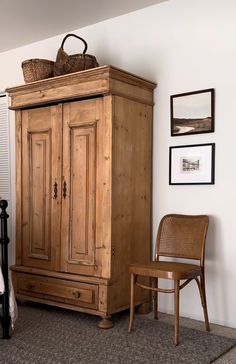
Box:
[0,304,235,364]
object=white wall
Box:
[1,0,236,328]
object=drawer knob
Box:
[27,283,34,290]
[72,291,81,299]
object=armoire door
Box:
[60,97,111,277]
[21,105,62,270]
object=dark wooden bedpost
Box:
[0,199,11,339]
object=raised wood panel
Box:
[21,106,62,271]
[29,132,51,259]
[69,125,96,264]
[60,98,111,277]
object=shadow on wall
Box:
[205,214,216,260]
[205,215,229,325]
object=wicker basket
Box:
[22,59,54,83]
[54,34,99,77]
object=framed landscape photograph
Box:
[170,88,214,136]
[169,143,215,185]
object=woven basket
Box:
[54,34,99,77]
[22,59,54,83]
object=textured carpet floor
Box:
[0,304,235,364]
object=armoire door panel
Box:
[61,98,108,276]
[69,125,96,264]
[21,105,62,271]
[28,131,51,260]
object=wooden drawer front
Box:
[17,275,99,310]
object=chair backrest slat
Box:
[156,214,209,261]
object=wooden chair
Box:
[128,214,210,345]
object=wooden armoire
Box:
[7,66,156,327]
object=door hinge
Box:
[112,247,115,256]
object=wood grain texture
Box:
[60,98,106,277]
[16,273,99,310]
[15,110,22,265]
[21,106,62,271]
[6,66,156,109]
[109,96,152,312]
[96,95,112,280]
[9,67,156,321]
[11,265,108,285]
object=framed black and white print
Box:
[171,89,214,136]
[169,143,215,185]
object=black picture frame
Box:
[169,143,215,185]
[171,88,215,136]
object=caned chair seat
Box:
[128,214,210,345]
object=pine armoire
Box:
[7,66,156,327]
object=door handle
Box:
[53,181,58,199]
[63,181,67,199]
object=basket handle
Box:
[60,34,88,54]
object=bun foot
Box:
[98,317,113,329]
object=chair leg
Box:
[174,280,180,346]
[128,273,136,333]
[196,275,210,331]
[152,277,158,320]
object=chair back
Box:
[156,214,209,262]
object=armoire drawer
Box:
[16,274,99,310]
